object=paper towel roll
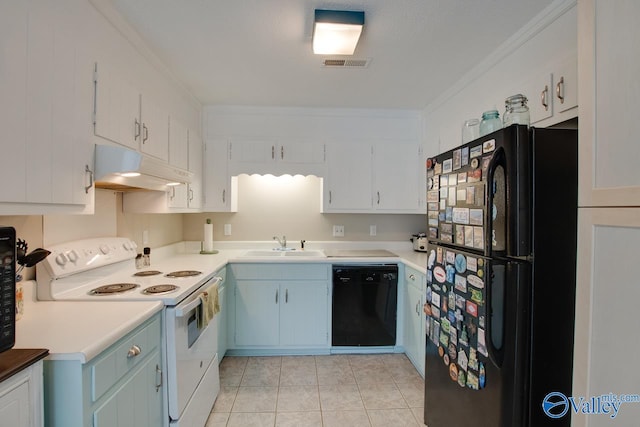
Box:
[204,222,214,252]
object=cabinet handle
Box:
[416,301,419,315]
[329,191,332,204]
[540,85,549,111]
[409,274,415,281]
[377,191,380,205]
[556,76,565,104]
[170,187,175,200]
[189,188,194,202]
[143,124,149,143]
[127,344,142,358]
[281,146,284,160]
[272,145,275,160]
[155,364,163,392]
[84,164,94,194]
[222,189,226,203]
[135,119,141,140]
[275,289,278,304]
[285,289,288,303]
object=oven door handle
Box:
[174,276,222,318]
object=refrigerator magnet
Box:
[438,345,445,358]
[445,207,453,223]
[469,348,479,370]
[458,349,469,371]
[479,315,485,329]
[470,157,480,169]
[441,223,453,234]
[473,227,484,249]
[470,145,482,159]
[455,226,465,245]
[482,139,496,153]
[450,324,457,345]
[443,158,453,174]
[443,354,450,366]
[446,250,456,264]
[467,168,482,183]
[466,186,476,204]
[467,274,484,289]
[434,162,442,174]
[470,289,484,305]
[466,301,478,317]
[455,308,464,326]
[469,209,483,225]
[461,147,469,166]
[431,292,441,308]
[446,265,455,284]
[459,326,469,347]
[455,295,466,310]
[449,362,459,382]
[457,370,466,387]
[479,363,486,389]
[448,189,457,206]
[454,275,467,293]
[466,256,477,272]
[441,317,451,334]
[432,306,441,320]
[440,331,449,348]
[453,150,462,170]
[452,207,470,224]
[454,253,467,273]
[437,247,444,263]
[448,342,457,361]
[477,329,488,357]
[457,188,467,204]
[465,227,474,247]
[457,172,467,184]
[441,234,453,243]
[467,372,479,390]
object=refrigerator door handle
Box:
[485,147,506,257]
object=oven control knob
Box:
[67,250,79,263]
[99,245,110,255]
[122,242,132,251]
[55,253,68,266]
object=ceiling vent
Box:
[321,58,371,68]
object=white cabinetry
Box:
[578,0,640,206]
[0,1,94,213]
[43,313,163,427]
[94,64,169,162]
[0,358,44,427]
[403,266,425,377]
[573,208,640,427]
[323,143,423,213]
[203,140,237,212]
[230,264,330,351]
[169,117,189,170]
[228,139,325,176]
[524,52,578,126]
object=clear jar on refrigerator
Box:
[479,110,502,136]
[503,94,530,127]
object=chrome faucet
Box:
[273,235,287,249]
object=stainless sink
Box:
[241,250,325,257]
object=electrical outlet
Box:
[224,224,232,236]
[333,225,345,237]
[370,225,377,236]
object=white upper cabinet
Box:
[373,144,423,212]
[187,130,203,209]
[94,65,169,162]
[203,140,237,212]
[323,142,424,213]
[228,139,325,176]
[578,0,640,206]
[0,1,94,213]
[323,143,373,212]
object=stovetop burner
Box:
[166,270,202,278]
[89,283,139,295]
[133,270,163,277]
[142,284,179,295]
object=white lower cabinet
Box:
[0,360,44,427]
[43,313,163,427]
[230,264,330,350]
[403,266,425,377]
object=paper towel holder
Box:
[200,218,219,255]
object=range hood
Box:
[94,144,193,192]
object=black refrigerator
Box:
[423,124,577,427]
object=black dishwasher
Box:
[332,264,398,346]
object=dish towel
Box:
[197,280,221,329]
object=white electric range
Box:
[36,237,222,427]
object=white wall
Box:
[185,174,425,244]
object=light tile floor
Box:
[205,354,425,427]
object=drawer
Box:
[90,315,161,403]
[230,263,329,281]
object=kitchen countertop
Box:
[15,281,163,363]
[0,348,48,383]
[14,242,428,364]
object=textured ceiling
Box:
[108,0,555,109]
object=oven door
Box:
[165,276,221,422]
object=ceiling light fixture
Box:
[313,9,364,55]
